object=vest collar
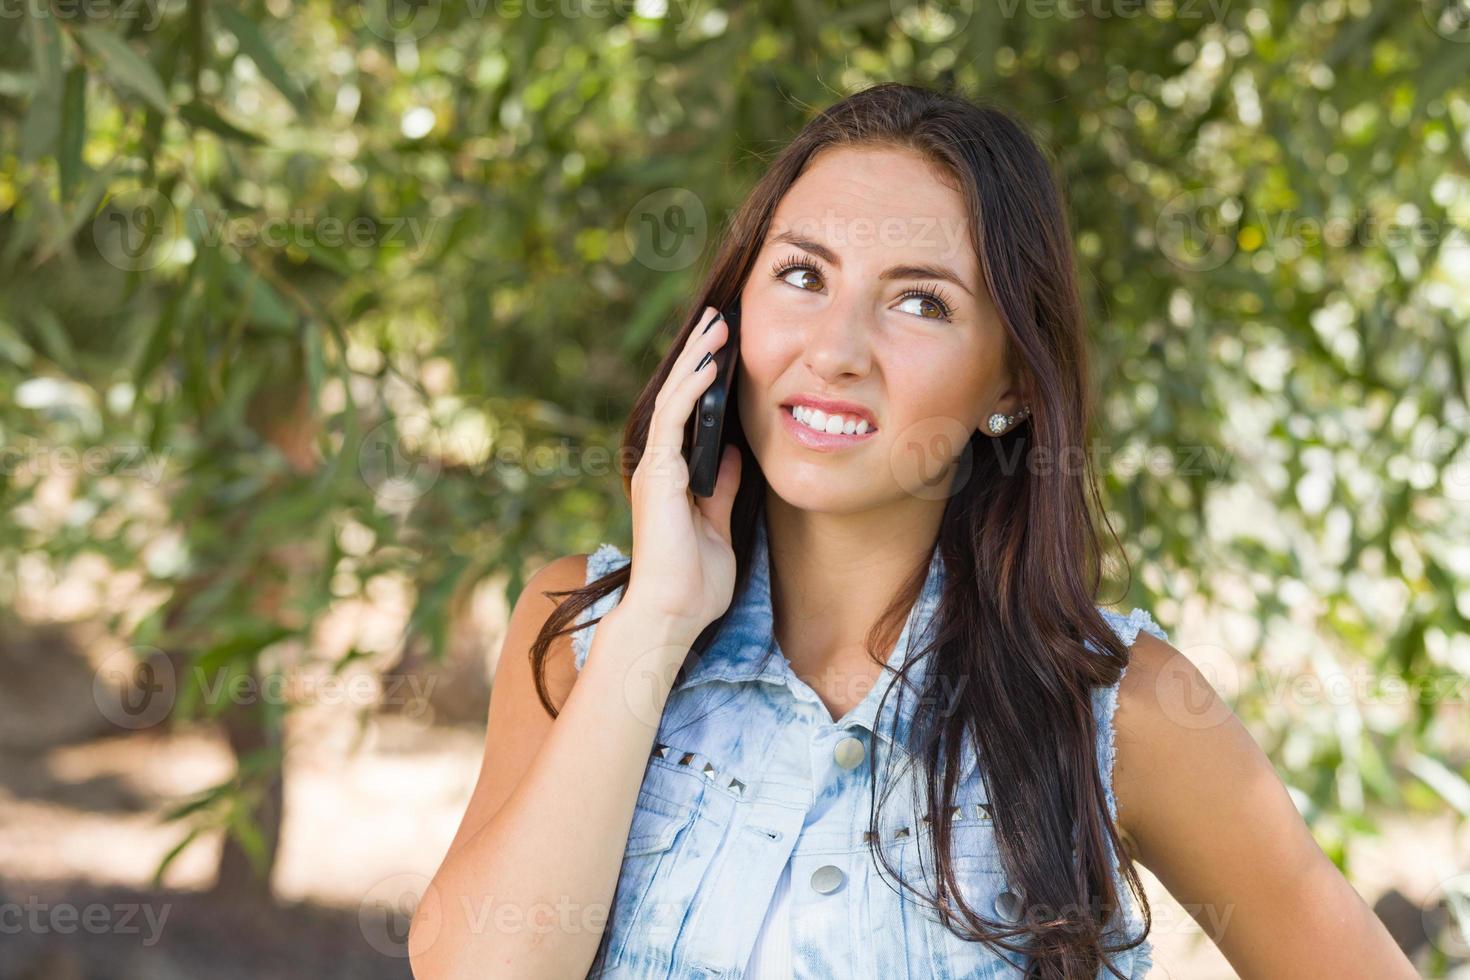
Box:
[672,511,948,751]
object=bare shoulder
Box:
[1112,630,1283,867]
[1114,629,1234,739]
[507,552,592,710]
[1108,632,1420,978]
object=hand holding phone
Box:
[620,304,743,645]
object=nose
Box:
[801,296,872,382]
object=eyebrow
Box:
[764,230,975,297]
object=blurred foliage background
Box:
[1,0,1467,976]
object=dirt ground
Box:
[0,602,1464,978]
[5,700,1465,978]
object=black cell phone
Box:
[683,297,741,498]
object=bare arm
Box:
[411,305,741,978]
[408,555,694,980]
[1114,632,1418,980]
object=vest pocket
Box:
[923,863,1030,978]
[904,820,1031,977]
[624,792,694,854]
[603,790,699,973]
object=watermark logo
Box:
[94,645,174,730]
[770,210,974,264]
[1,443,171,485]
[1157,192,1467,272]
[1150,641,1239,731]
[93,188,182,272]
[360,872,431,957]
[359,414,444,505]
[619,641,702,728]
[92,195,438,271]
[0,0,169,31]
[888,414,974,501]
[1423,0,1470,42]
[1410,411,1470,504]
[1425,873,1470,957]
[363,0,441,41]
[992,0,1233,19]
[890,0,974,42]
[1156,188,1238,272]
[626,188,707,272]
[0,896,172,946]
[94,645,439,728]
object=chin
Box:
[758,456,890,515]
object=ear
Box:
[991,353,1028,414]
[982,372,1031,436]
[991,385,1028,420]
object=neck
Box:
[762,491,944,677]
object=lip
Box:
[779,403,879,453]
[779,393,880,430]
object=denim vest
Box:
[571,515,1168,979]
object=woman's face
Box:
[737,144,1024,514]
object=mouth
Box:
[778,403,880,452]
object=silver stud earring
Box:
[986,405,1030,435]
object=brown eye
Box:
[896,285,956,322]
[769,251,828,292]
[898,295,945,319]
[782,267,822,291]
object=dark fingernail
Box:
[694,351,714,372]
[703,312,723,334]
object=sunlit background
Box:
[1,0,1468,977]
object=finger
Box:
[645,328,728,477]
[667,306,725,379]
[652,307,726,416]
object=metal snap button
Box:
[810,864,845,895]
[994,889,1024,923]
[833,735,866,770]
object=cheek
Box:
[888,350,987,427]
[736,315,797,393]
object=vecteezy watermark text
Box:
[0,896,171,947]
[92,189,439,272]
[0,0,169,31]
[1,443,170,486]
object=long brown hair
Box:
[533,81,1148,980]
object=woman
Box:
[410,83,1417,979]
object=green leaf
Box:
[228,801,271,877]
[132,285,182,382]
[408,553,472,663]
[619,272,688,357]
[0,317,35,368]
[297,239,354,277]
[215,6,308,115]
[178,100,265,145]
[30,157,121,268]
[19,14,63,161]
[151,826,206,888]
[26,11,62,88]
[59,67,87,200]
[225,262,296,331]
[77,26,172,114]
[304,321,325,413]
[160,783,227,823]
[1407,752,1470,819]
[27,306,77,373]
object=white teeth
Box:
[790,405,871,435]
